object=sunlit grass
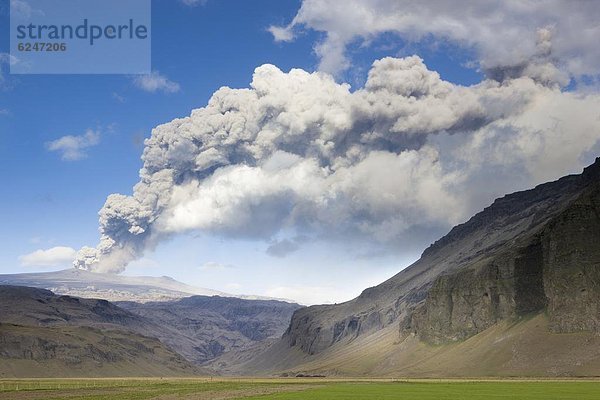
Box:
[1,378,599,399]
[245,381,600,400]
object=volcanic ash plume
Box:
[74,56,600,273]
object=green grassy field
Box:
[0,378,599,400]
[245,381,600,399]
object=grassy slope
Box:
[239,314,600,377]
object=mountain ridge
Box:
[0,268,293,303]
[224,157,600,376]
[0,284,301,375]
[117,295,301,364]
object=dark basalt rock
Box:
[413,240,548,344]
[542,184,600,333]
[413,165,600,344]
[283,158,600,353]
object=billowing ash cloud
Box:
[75,56,600,273]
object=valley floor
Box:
[1,378,599,400]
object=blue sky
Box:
[2,0,598,304]
[1,0,416,302]
[0,2,309,249]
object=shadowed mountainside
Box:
[0,284,301,376]
[116,296,301,364]
[0,286,201,377]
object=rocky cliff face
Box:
[412,239,549,343]
[282,158,600,354]
[542,179,600,333]
[414,161,600,344]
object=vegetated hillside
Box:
[0,286,201,377]
[117,296,302,365]
[228,158,600,377]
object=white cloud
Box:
[180,0,207,7]
[265,285,355,305]
[268,25,295,42]
[0,53,20,89]
[0,109,10,116]
[19,246,77,267]
[0,54,19,66]
[10,0,44,19]
[132,71,180,93]
[29,236,42,244]
[272,0,600,80]
[199,261,234,270]
[112,92,126,103]
[46,129,100,161]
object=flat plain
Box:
[1,378,599,400]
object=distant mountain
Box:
[0,268,288,303]
[0,286,201,378]
[229,158,600,377]
[0,283,301,377]
[117,296,301,365]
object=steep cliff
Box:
[413,160,600,343]
[237,158,600,376]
